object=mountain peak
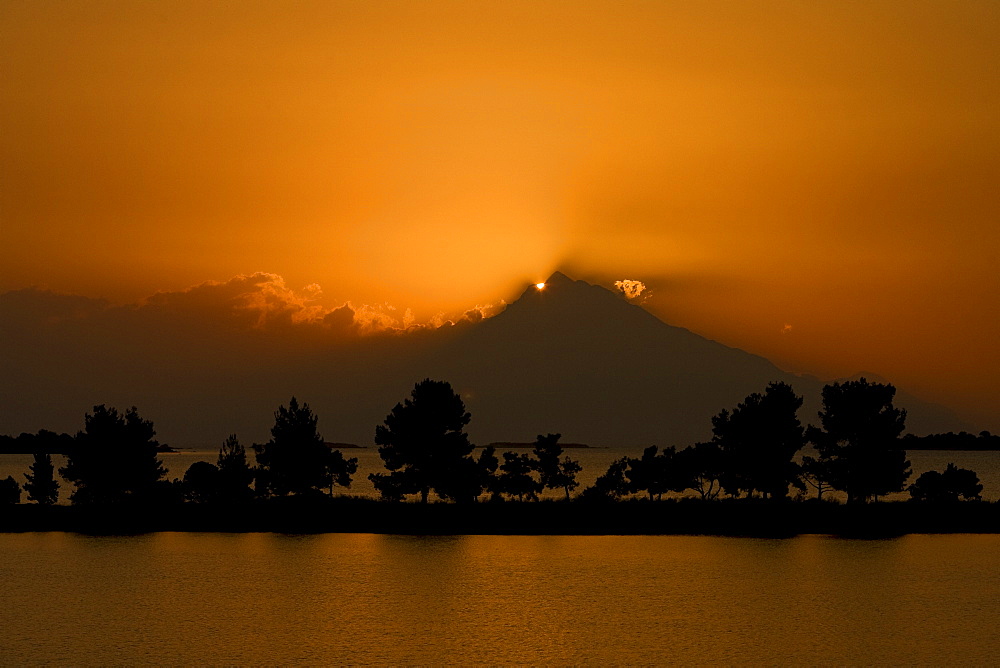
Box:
[543,270,573,285]
[513,271,610,304]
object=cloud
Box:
[138,272,327,330]
[1,273,513,354]
[614,279,647,300]
[351,303,405,334]
[132,273,501,337]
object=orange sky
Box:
[2,0,998,425]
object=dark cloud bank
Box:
[0,272,969,448]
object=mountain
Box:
[420,271,823,446]
[402,271,968,445]
[0,272,970,447]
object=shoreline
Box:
[2,499,998,536]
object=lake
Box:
[2,447,998,502]
[1,532,998,664]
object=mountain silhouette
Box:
[0,272,971,447]
[420,271,822,446]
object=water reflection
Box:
[2,533,998,664]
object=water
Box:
[3,447,999,502]
[1,532,998,664]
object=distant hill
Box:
[0,272,971,448]
[485,442,591,449]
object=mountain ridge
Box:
[0,272,971,447]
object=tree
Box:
[624,445,691,501]
[799,455,835,501]
[24,453,60,505]
[532,433,582,500]
[496,452,543,501]
[712,382,805,499]
[0,476,21,504]
[579,457,631,501]
[908,463,983,502]
[370,467,418,503]
[216,434,255,503]
[324,449,359,497]
[24,452,59,505]
[475,445,501,501]
[60,405,168,504]
[370,379,475,503]
[253,397,356,497]
[625,445,664,500]
[437,446,502,503]
[807,378,910,503]
[183,461,221,503]
[674,443,723,500]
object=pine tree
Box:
[216,434,254,502]
[370,379,474,503]
[24,452,59,505]
[60,405,168,504]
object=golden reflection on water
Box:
[1,533,999,664]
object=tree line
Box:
[0,377,986,507]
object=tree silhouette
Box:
[183,461,221,503]
[370,379,475,503]
[475,445,501,501]
[369,467,418,502]
[625,445,664,500]
[216,434,255,502]
[60,405,168,504]
[31,429,74,455]
[24,453,59,505]
[254,397,357,497]
[532,433,582,500]
[624,445,691,501]
[324,449,359,497]
[799,454,835,501]
[431,446,501,503]
[496,451,543,501]
[908,463,983,502]
[580,457,631,500]
[674,442,723,500]
[712,382,805,499]
[807,378,910,503]
[0,475,21,504]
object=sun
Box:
[535,282,545,290]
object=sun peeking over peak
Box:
[535,282,545,290]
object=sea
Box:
[1,532,998,664]
[2,449,999,663]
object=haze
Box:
[2,1,998,427]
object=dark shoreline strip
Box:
[2,500,999,536]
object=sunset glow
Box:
[4,4,1000,665]
[1,0,998,427]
